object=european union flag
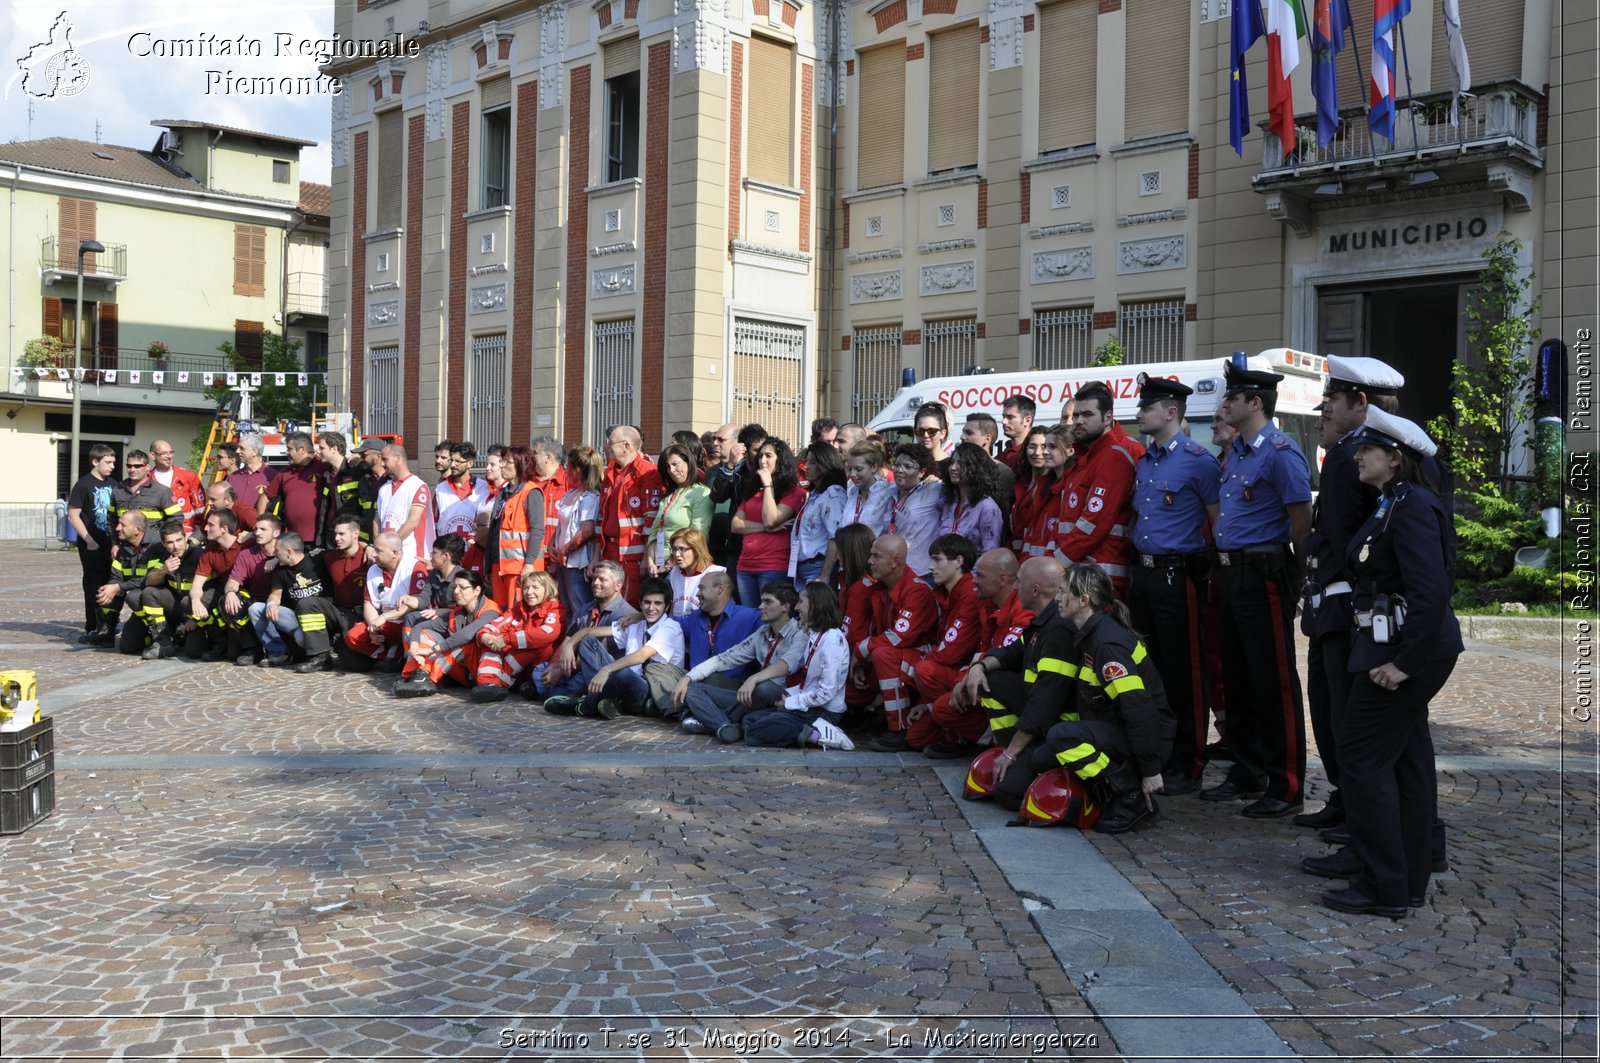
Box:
[1231,0,1267,155]
[1311,0,1352,147]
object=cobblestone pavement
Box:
[0,543,1592,1060]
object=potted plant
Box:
[147,340,171,370]
[20,336,66,368]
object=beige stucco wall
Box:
[0,406,212,506]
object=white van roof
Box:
[865,350,1327,433]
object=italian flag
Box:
[1266,0,1308,152]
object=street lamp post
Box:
[68,239,106,482]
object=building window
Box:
[1123,0,1188,140]
[482,107,511,208]
[857,44,906,188]
[56,196,97,270]
[469,334,509,448]
[923,316,978,380]
[927,23,980,174]
[1032,306,1094,370]
[603,39,643,183]
[1119,298,1185,362]
[747,36,795,185]
[233,225,266,297]
[375,108,403,229]
[851,324,903,425]
[1038,0,1097,153]
[731,319,806,448]
[366,345,401,436]
[234,320,265,367]
[592,318,637,446]
[272,159,290,184]
[305,331,329,374]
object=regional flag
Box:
[1368,0,1411,141]
[1230,0,1267,154]
[1310,0,1352,146]
[1266,0,1308,153]
[1441,0,1471,122]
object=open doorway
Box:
[1317,275,1474,429]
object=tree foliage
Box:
[205,331,318,427]
[1091,332,1126,368]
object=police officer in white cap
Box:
[1294,355,1406,831]
[1310,407,1460,919]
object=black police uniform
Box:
[1337,478,1461,910]
[1299,430,1378,820]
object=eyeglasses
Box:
[670,545,693,554]
[913,427,942,437]
[126,462,147,469]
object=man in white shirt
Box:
[433,441,489,540]
[578,577,685,720]
[670,580,804,743]
[376,443,434,570]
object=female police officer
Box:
[1316,407,1461,919]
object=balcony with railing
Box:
[39,238,129,284]
[12,345,235,410]
[285,271,329,319]
[1253,81,1544,234]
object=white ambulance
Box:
[865,349,1328,474]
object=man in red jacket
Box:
[148,439,205,534]
[859,533,940,752]
[599,425,661,605]
[1053,380,1145,597]
[905,533,985,752]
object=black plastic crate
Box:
[0,717,52,768]
[0,771,54,835]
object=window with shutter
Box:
[748,36,796,185]
[375,108,403,229]
[42,297,62,339]
[57,197,97,270]
[1123,0,1188,141]
[857,44,907,188]
[234,225,267,297]
[98,303,119,370]
[604,42,643,183]
[235,320,265,367]
[928,23,981,173]
[1038,0,1097,153]
[1431,0,1523,88]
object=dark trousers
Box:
[1337,657,1455,905]
[1216,555,1306,803]
[994,718,1136,811]
[1129,562,1209,779]
[1306,631,1353,806]
[295,596,359,658]
[78,546,112,632]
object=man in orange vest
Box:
[528,438,569,573]
[599,425,661,605]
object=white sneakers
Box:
[807,719,855,751]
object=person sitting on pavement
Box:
[903,533,985,754]
[739,581,853,750]
[859,532,940,752]
[472,569,566,702]
[344,532,430,672]
[400,533,466,628]
[565,577,686,719]
[669,580,804,743]
[219,512,282,665]
[640,569,761,719]
[135,519,202,660]
[531,560,643,714]
[290,515,370,673]
[91,510,163,650]
[185,509,247,661]
[393,570,503,698]
[251,532,321,667]
[989,563,1176,835]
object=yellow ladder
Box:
[196,412,238,486]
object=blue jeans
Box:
[683,678,787,734]
[248,600,303,655]
[561,566,595,619]
[793,557,824,592]
[532,635,616,698]
[737,568,789,609]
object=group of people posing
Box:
[66,353,1459,917]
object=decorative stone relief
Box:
[331,92,349,168]
[366,281,401,293]
[592,265,637,297]
[850,270,903,303]
[920,261,977,294]
[1116,207,1188,227]
[730,239,813,263]
[469,263,509,276]
[1029,220,1095,239]
[817,1,850,106]
[425,44,449,141]
[368,301,400,327]
[846,247,904,263]
[989,0,1024,71]
[591,241,638,256]
[539,3,567,109]
[1117,234,1187,274]
[675,0,728,75]
[469,284,507,313]
[1031,247,1094,282]
[919,237,977,254]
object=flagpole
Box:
[1396,14,1421,154]
[1345,4,1379,163]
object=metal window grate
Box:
[851,324,903,424]
[1032,306,1094,370]
[923,316,978,380]
[732,319,806,447]
[469,333,509,448]
[1119,298,1186,362]
[366,345,400,436]
[592,318,637,447]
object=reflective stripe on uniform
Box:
[1104,674,1146,699]
[1056,741,1110,778]
[1034,657,1077,678]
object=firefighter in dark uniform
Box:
[111,450,181,525]
[316,431,374,551]
[1200,359,1313,818]
[1128,375,1220,795]
[1294,355,1401,829]
[92,510,165,648]
[350,438,388,545]
[1308,408,1460,918]
[137,519,203,660]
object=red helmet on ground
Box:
[1018,768,1100,828]
[962,747,1004,800]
